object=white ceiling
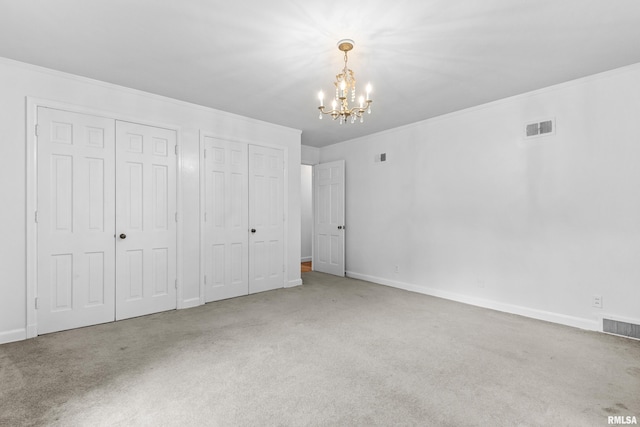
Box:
[1,0,640,147]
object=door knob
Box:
[338,226,342,229]
[119,233,127,239]
[251,229,256,233]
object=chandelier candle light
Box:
[317,39,372,124]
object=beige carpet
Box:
[1,272,639,426]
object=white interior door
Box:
[248,145,284,293]
[203,137,249,302]
[313,160,345,276]
[36,107,116,334]
[115,121,177,320]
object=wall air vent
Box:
[374,153,387,162]
[603,318,640,340]
[524,118,555,139]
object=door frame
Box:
[26,97,184,338]
[198,131,290,305]
[300,158,347,277]
[300,161,316,271]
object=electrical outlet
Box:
[592,295,603,309]
[394,265,399,273]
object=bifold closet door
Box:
[37,107,116,334]
[248,145,284,294]
[203,137,249,302]
[115,121,177,320]
[37,110,178,333]
[202,142,284,300]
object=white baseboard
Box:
[0,328,27,345]
[27,324,37,339]
[286,279,303,288]
[346,271,599,332]
[180,297,202,309]
[300,257,312,262]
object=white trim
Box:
[346,271,600,332]
[300,256,312,262]
[286,279,303,288]
[282,144,290,288]
[181,297,202,310]
[1,56,301,137]
[311,165,316,274]
[198,131,207,306]
[0,329,27,345]
[175,134,185,309]
[27,97,182,133]
[25,98,38,338]
[26,97,185,337]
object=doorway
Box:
[300,160,346,277]
[301,164,313,272]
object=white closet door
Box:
[313,160,345,277]
[37,107,116,334]
[115,121,177,320]
[248,145,284,293]
[203,137,249,302]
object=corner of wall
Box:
[286,279,303,288]
[301,145,320,165]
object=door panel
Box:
[249,145,284,293]
[37,107,116,334]
[115,121,177,320]
[203,137,249,302]
[313,160,345,276]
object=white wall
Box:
[320,63,640,331]
[301,165,313,261]
[301,145,320,165]
[0,58,302,344]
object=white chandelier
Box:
[317,39,372,124]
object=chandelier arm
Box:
[319,99,372,120]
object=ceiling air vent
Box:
[524,118,555,139]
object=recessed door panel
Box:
[52,155,73,232]
[152,248,169,296]
[87,158,105,231]
[152,165,169,230]
[125,249,144,300]
[51,253,73,311]
[126,162,144,230]
[86,251,105,306]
